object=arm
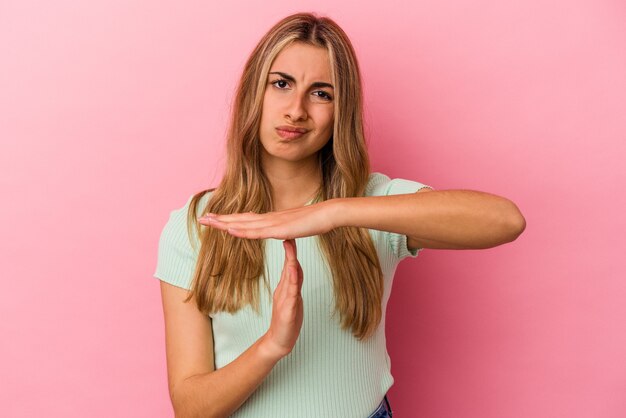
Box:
[332,188,526,250]
[160,281,284,418]
[174,336,281,418]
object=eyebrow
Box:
[269,71,334,89]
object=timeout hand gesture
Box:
[197,201,337,240]
[262,239,304,358]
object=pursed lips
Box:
[276,125,309,133]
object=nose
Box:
[285,90,308,121]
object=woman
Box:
[154,12,526,417]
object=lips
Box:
[275,125,310,140]
[276,128,307,140]
[276,125,309,133]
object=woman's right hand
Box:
[262,238,304,359]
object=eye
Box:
[270,78,333,101]
[314,91,333,101]
[270,79,290,89]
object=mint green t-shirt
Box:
[153,172,432,417]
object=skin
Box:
[194,41,526,373]
[258,41,335,211]
[166,38,526,418]
[197,189,526,250]
[198,44,527,251]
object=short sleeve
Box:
[153,195,202,290]
[365,172,435,262]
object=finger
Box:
[284,240,302,291]
[287,265,300,298]
[297,263,304,292]
[284,241,300,297]
[277,241,291,301]
[288,239,301,277]
[285,242,303,296]
[291,264,303,295]
[275,269,287,303]
[281,241,290,283]
[291,238,298,258]
[203,224,267,240]
[205,219,285,240]
[283,239,293,262]
[283,239,295,262]
[201,211,266,222]
[201,217,271,230]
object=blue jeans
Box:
[367,395,393,417]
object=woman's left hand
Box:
[197,200,340,240]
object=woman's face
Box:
[259,42,335,169]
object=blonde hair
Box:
[185,12,384,340]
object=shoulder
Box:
[153,189,216,290]
[365,172,433,197]
[170,189,215,220]
[162,189,215,248]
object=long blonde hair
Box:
[185,12,384,340]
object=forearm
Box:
[172,334,283,418]
[332,190,526,249]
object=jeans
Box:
[366,395,393,417]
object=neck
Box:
[262,154,322,211]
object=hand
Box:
[261,239,304,358]
[197,200,339,240]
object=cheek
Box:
[260,107,274,132]
[260,92,273,118]
[323,114,334,132]
[312,108,333,126]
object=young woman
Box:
[154,12,526,418]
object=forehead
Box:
[270,43,331,80]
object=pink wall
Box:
[1,1,624,417]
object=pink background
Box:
[1,1,625,417]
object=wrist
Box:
[257,334,288,363]
[325,198,350,229]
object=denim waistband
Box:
[366,395,393,417]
